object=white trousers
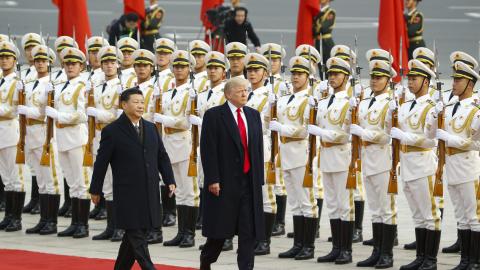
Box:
[58,146,91,199]
[283,166,318,218]
[274,155,287,196]
[26,144,63,195]
[0,146,27,192]
[323,170,354,221]
[263,163,277,214]
[173,160,200,207]
[448,180,480,232]
[364,171,397,225]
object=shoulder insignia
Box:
[426,99,435,106]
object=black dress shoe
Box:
[163,213,176,227]
[404,240,417,250]
[222,238,233,251]
[254,241,270,255]
[92,228,113,240]
[30,203,40,215]
[147,228,163,244]
[363,238,374,246]
[110,229,125,242]
[442,237,460,254]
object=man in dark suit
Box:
[199,77,265,270]
[89,87,175,270]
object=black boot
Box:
[255,212,275,256]
[316,199,323,238]
[335,220,354,264]
[39,194,60,235]
[26,194,48,234]
[73,199,90,238]
[0,179,5,212]
[164,205,185,246]
[23,176,39,214]
[222,238,233,251]
[272,195,286,236]
[400,228,427,270]
[353,201,364,243]
[161,185,176,227]
[442,230,461,254]
[196,188,203,230]
[92,200,114,240]
[295,217,318,260]
[452,230,470,270]
[89,196,104,219]
[419,230,440,270]
[5,191,26,232]
[58,179,70,217]
[147,228,163,244]
[180,206,198,248]
[0,191,14,229]
[357,223,382,267]
[375,224,396,269]
[279,216,304,258]
[94,198,107,220]
[58,198,78,237]
[317,219,341,262]
[404,241,417,250]
[363,238,374,246]
[469,231,480,270]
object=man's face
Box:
[207,66,225,84]
[228,56,245,74]
[121,93,144,119]
[193,54,206,70]
[453,77,471,96]
[0,55,15,72]
[125,20,137,30]
[33,59,49,74]
[173,65,189,81]
[234,10,246,25]
[405,0,416,9]
[291,71,308,90]
[64,62,83,79]
[134,63,153,81]
[328,72,347,89]
[370,75,389,93]
[246,67,266,86]
[271,58,281,75]
[101,59,118,78]
[122,50,134,67]
[24,45,34,63]
[225,85,248,107]
[407,75,426,94]
[88,50,100,68]
[156,52,171,67]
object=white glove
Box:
[17,105,29,116]
[434,101,444,116]
[189,87,197,98]
[85,83,93,93]
[436,129,451,142]
[308,96,316,106]
[86,107,98,117]
[390,127,405,140]
[45,106,58,119]
[318,80,328,93]
[391,127,416,144]
[349,97,357,108]
[307,124,324,137]
[16,80,24,91]
[354,84,363,97]
[268,92,276,104]
[189,115,202,126]
[388,99,397,113]
[269,120,283,132]
[350,124,365,137]
[395,84,405,96]
[46,82,54,92]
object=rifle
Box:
[266,46,277,184]
[398,38,406,105]
[433,40,444,198]
[82,35,94,167]
[387,51,399,194]
[154,51,163,135]
[14,37,26,164]
[187,45,199,177]
[40,36,54,167]
[303,47,316,188]
[346,48,359,190]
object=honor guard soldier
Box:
[154,38,176,95]
[0,34,12,79]
[86,46,125,241]
[269,56,319,261]
[141,0,165,52]
[244,53,277,255]
[226,42,247,79]
[82,36,109,87]
[19,45,64,235]
[45,47,92,239]
[0,41,28,232]
[132,49,156,122]
[413,48,446,100]
[116,37,139,89]
[154,50,199,248]
[426,58,480,270]
[351,59,397,268]
[309,57,354,264]
[313,0,336,65]
[295,44,323,97]
[389,59,441,270]
[405,0,426,60]
[189,40,210,93]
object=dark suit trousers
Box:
[200,174,256,270]
[114,229,155,270]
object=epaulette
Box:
[426,99,435,106]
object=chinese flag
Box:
[378,0,409,82]
[296,0,320,47]
[201,0,223,30]
[124,0,145,19]
[52,0,91,53]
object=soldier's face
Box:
[407,75,426,94]
[247,67,266,86]
[101,60,118,78]
[64,62,83,79]
[173,65,189,81]
[88,50,101,68]
[122,93,144,119]
[228,56,245,74]
[452,77,471,96]
[328,72,347,89]
[207,66,225,83]
[134,63,152,81]
[370,75,389,93]
[0,55,15,71]
[291,71,308,91]
[194,54,205,70]
[271,58,281,74]
[122,50,134,67]
[33,59,49,74]
[156,52,171,67]
[24,45,34,63]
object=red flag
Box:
[200,0,223,30]
[378,0,409,82]
[124,0,145,19]
[296,0,320,47]
[52,0,91,53]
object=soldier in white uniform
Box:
[269,56,318,260]
[154,50,199,248]
[389,59,441,270]
[426,58,480,270]
[45,47,92,239]
[0,41,28,232]
[116,37,139,89]
[19,45,64,235]
[131,49,156,122]
[189,40,210,94]
[0,35,11,212]
[309,57,354,264]
[351,59,397,268]
[86,46,124,241]
[226,42,247,79]
[81,36,109,88]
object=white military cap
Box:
[366,48,393,63]
[369,60,397,78]
[326,57,351,75]
[225,42,247,58]
[97,45,123,63]
[54,36,78,52]
[87,36,109,52]
[205,51,229,69]
[189,40,211,55]
[116,37,139,52]
[449,51,478,69]
[154,38,175,54]
[171,50,196,66]
[452,61,480,83]
[330,45,356,62]
[0,34,11,43]
[132,49,155,66]
[412,47,435,67]
[31,45,56,63]
[0,41,19,59]
[259,43,286,59]
[407,59,435,80]
[21,33,44,49]
[244,53,269,70]
[60,47,86,63]
[295,44,321,64]
[289,56,311,74]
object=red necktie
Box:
[236,108,250,173]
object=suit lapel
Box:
[221,103,243,154]
[118,113,143,147]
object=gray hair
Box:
[224,77,249,95]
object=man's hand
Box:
[208,183,220,196]
[91,194,101,205]
[168,184,176,197]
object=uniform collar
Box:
[333,89,348,99]
[138,78,153,89]
[122,67,135,75]
[252,85,268,94]
[158,68,171,77]
[1,72,16,81]
[105,77,120,86]
[293,88,308,97]
[37,76,49,83]
[415,93,430,104]
[68,76,82,85]
[212,81,225,92]
[459,97,474,106]
[175,81,189,91]
[372,92,389,102]
[194,70,207,79]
